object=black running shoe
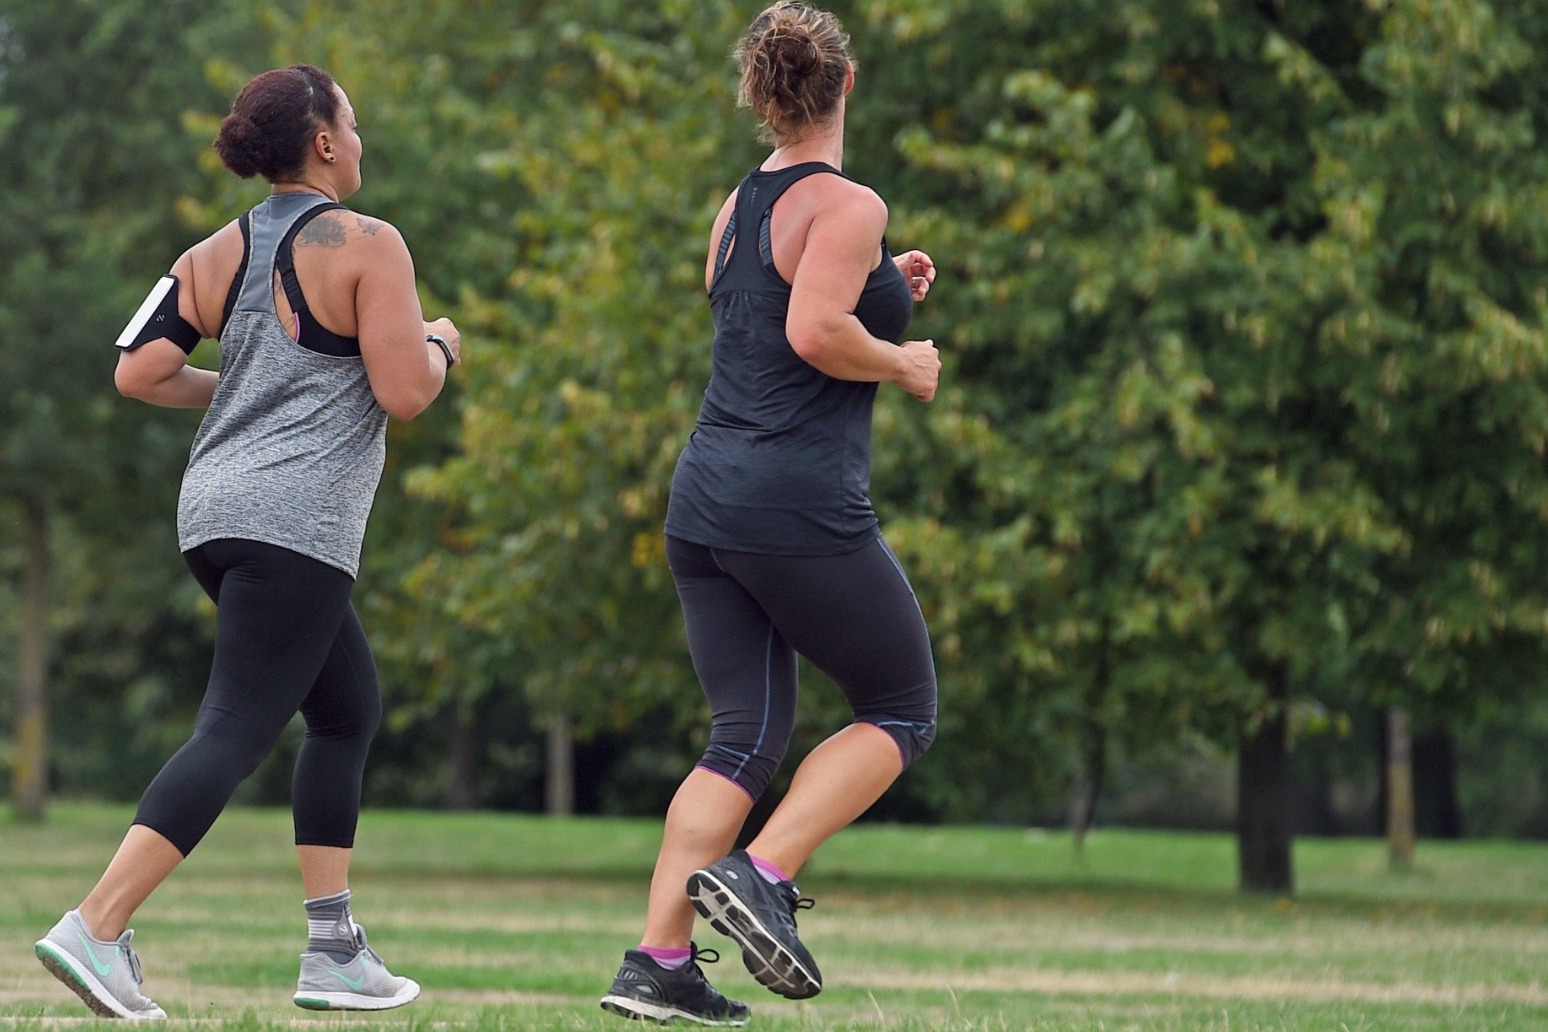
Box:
[687,850,822,1000]
[600,943,750,1026]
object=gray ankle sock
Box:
[304,889,357,963]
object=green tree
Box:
[1313,0,1548,864]
[261,0,755,809]
[401,0,754,807]
[0,0,283,818]
[29,0,1548,854]
[854,0,1548,887]
[847,0,1374,888]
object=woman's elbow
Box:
[787,312,851,364]
[382,402,427,422]
[114,361,154,400]
[376,386,438,421]
[787,328,828,364]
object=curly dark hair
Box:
[212,64,341,182]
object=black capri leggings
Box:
[667,534,938,801]
[133,538,381,856]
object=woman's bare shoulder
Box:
[801,173,887,235]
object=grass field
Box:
[2,804,1545,1030]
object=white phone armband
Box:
[114,274,201,354]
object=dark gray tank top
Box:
[177,192,388,577]
[665,163,913,555]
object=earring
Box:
[327,155,336,163]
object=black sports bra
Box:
[219,203,361,357]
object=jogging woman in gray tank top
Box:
[34,64,460,1020]
[602,4,943,1025]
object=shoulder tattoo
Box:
[296,214,348,249]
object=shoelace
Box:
[781,882,816,918]
[688,944,723,967]
[122,943,145,986]
[350,923,384,965]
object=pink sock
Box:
[639,945,692,970]
[747,852,791,885]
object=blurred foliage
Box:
[4,0,1548,840]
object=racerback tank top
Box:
[665,163,913,555]
[176,192,388,577]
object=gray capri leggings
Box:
[667,534,938,800]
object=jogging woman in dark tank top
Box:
[34,64,460,1020]
[602,3,942,1025]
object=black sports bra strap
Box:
[219,212,253,337]
[713,213,739,280]
[757,208,776,274]
[275,202,347,316]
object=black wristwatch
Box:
[426,333,455,369]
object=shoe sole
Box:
[600,994,749,1026]
[686,870,822,1000]
[34,940,166,1020]
[293,978,421,1011]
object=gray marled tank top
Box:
[176,192,388,577]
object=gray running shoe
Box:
[34,910,167,1020]
[600,943,749,1026]
[292,922,420,1011]
[687,850,822,999]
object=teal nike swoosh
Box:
[73,929,114,977]
[330,969,367,991]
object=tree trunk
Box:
[1385,707,1416,869]
[1413,725,1462,839]
[1237,663,1293,894]
[445,705,478,810]
[13,499,50,822]
[1069,621,1111,851]
[1067,741,1100,852]
[545,712,574,816]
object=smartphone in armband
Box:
[114,275,202,354]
